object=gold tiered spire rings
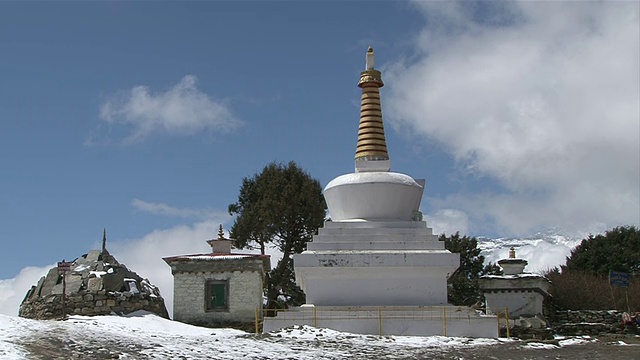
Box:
[355,46,389,162]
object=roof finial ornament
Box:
[102,228,107,254]
[366,46,375,70]
[218,224,225,240]
[509,247,516,259]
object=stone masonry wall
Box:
[504,310,636,340]
[551,310,632,335]
[19,290,168,319]
[173,269,263,329]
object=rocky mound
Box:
[19,249,169,320]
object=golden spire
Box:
[355,46,389,166]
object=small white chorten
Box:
[480,248,551,318]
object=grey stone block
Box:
[52,275,83,295]
[40,268,60,297]
[88,277,103,292]
[32,276,45,299]
[66,275,83,292]
[102,273,125,292]
[85,250,102,263]
[52,284,63,295]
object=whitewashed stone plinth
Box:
[295,220,458,306]
[263,305,498,338]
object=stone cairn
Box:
[19,244,169,320]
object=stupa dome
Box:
[324,172,424,221]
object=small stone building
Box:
[19,231,169,319]
[163,226,270,330]
[479,247,550,318]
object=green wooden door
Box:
[209,283,227,309]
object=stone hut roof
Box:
[164,225,271,274]
[163,252,270,274]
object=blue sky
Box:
[1,1,638,315]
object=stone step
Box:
[306,240,445,251]
[318,226,433,236]
[322,220,429,229]
[263,305,498,337]
[312,233,440,243]
[294,250,459,268]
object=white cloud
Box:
[0,265,52,316]
[386,1,640,235]
[131,198,228,220]
[109,221,219,318]
[95,75,241,144]
[425,208,469,236]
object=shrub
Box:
[544,268,640,311]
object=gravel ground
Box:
[3,313,639,360]
[14,329,640,359]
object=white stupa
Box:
[264,48,497,337]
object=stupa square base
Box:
[263,305,498,338]
[296,265,452,306]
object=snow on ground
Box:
[273,324,509,349]
[557,336,596,346]
[0,312,627,359]
[524,342,558,350]
[0,314,44,359]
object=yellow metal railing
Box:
[256,305,498,336]
[495,306,511,338]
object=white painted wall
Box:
[302,275,449,306]
[484,291,545,318]
[480,275,550,318]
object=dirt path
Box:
[16,333,640,360]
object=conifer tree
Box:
[564,226,640,276]
[440,232,500,306]
[228,161,326,309]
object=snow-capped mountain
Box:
[477,228,584,274]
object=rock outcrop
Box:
[19,249,169,320]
